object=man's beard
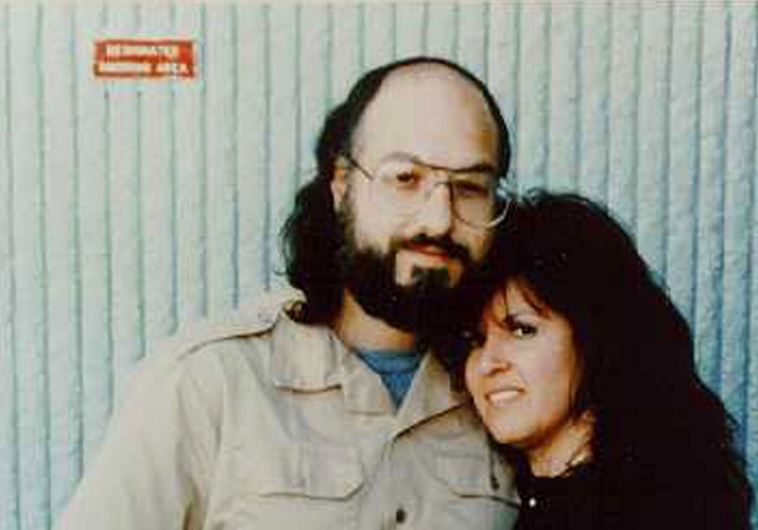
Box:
[336,197,476,336]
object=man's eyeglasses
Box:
[340,153,513,229]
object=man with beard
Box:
[56,57,517,530]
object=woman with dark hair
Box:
[456,190,753,529]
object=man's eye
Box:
[395,171,418,184]
[390,171,421,188]
[453,181,490,198]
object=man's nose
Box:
[415,183,454,237]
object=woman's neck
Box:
[526,412,595,478]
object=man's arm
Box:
[54,350,219,530]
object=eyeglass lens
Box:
[371,164,509,228]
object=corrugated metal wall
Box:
[0,2,756,529]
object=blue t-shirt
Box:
[356,349,423,408]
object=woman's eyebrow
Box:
[504,310,536,320]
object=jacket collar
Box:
[269,311,469,426]
[269,312,344,391]
[393,352,470,434]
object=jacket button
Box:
[395,508,407,524]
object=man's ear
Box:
[330,161,349,211]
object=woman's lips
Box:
[486,388,523,406]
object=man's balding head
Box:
[350,63,500,174]
[282,57,511,325]
[316,57,511,184]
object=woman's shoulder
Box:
[596,460,751,530]
[514,461,751,530]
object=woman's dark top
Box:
[514,461,606,530]
[512,458,746,530]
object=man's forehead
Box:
[362,63,490,119]
[381,62,473,88]
[351,63,498,166]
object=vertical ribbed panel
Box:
[173,4,206,323]
[362,4,394,68]
[427,3,457,59]
[517,2,550,190]
[749,4,758,516]
[102,5,143,407]
[0,6,20,529]
[607,3,641,226]
[696,3,728,392]
[722,2,756,450]
[139,5,176,340]
[205,5,237,314]
[74,5,111,466]
[297,4,329,185]
[487,2,519,176]
[578,2,611,201]
[237,5,269,304]
[667,2,701,325]
[1,3,757,529]
[394,3,425,61]
[457,4,488,78]
[750,116,758,530]
[636,2,671,275]
[267,5,301,291]
[41,5,82,518]
[7,6,51,529]
[548,1,579,191]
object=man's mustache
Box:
[398,234,472,263]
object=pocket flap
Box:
[435,451,518,503]
[245,443,364,499]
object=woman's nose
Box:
[475,336,512,375]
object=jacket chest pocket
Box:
[231,442,364,529]
[431,451,520,530]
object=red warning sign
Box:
[94,39,196,79]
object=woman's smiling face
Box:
[465,280,581,454]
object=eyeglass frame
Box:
[338,152,514,229]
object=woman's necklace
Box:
[559,439,591,477]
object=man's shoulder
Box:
[160,288,306,361]
[116,289,308,414]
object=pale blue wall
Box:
[0,2,756,529]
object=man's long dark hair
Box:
[280,56,511,324]
[438,190,753,527]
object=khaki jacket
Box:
[56,292,519,530]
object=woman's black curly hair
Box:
[280,56,511,324]
[437,189,753,527]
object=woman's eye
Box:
[506,319,536,338]
[513,325,536,338]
